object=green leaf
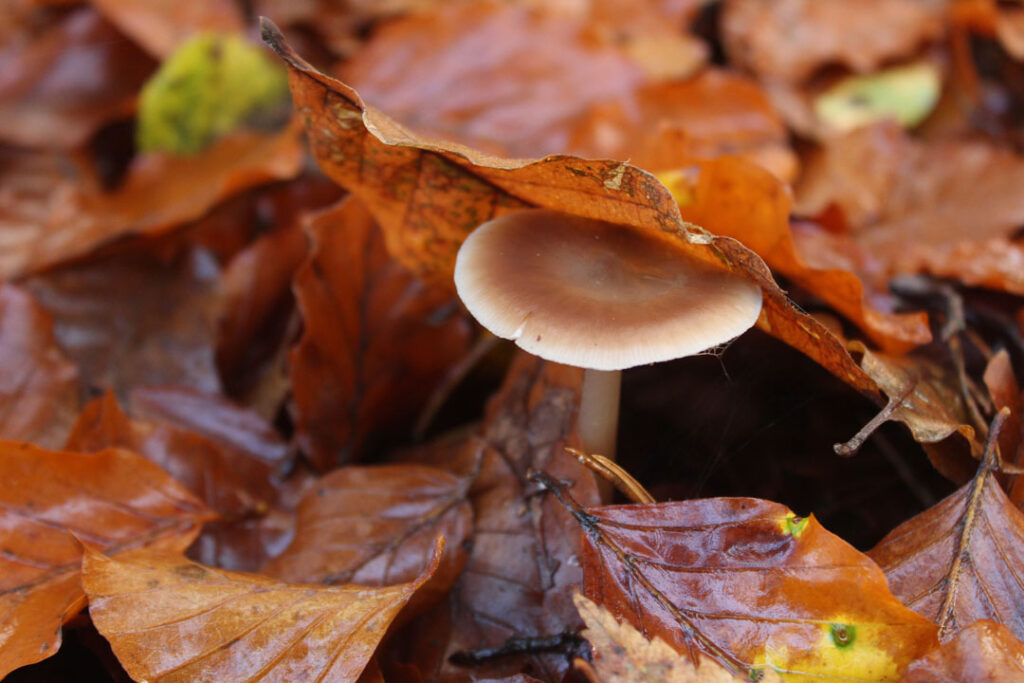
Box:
[814,62,941,133]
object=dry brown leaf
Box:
[0,122,303,280]
[0,7,155,149]
[869,442,1024,641]
[83,540,442,682]
[66,390,291,571]
[91,0,243,57]
[0,283,79,448]
[290,196,472,469]
[721,0,944,85]
[904,620,1024,682]
[264,20,879,396]
[263,463,473,617]
[391,353,600,682]
[0,442,214,678]
[575,593,782,683]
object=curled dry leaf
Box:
[81,539,443,683]
[290,196,472,469]
[0,284,79,449]
[91,0,243,58]
[661,155,931,354]
[0,122,303,280]
[575,593,782,683]
[66,391,290,571]
[0,7,155,149]
[24,249,223,398]
[721,0,945,85]
[394,353,600,682]
[904,620,1024,682]
[338,2,647,157]
[795,124,1024,293]
[263,20,878,396]
[869,443,1024,642]
[0,442,214,678]
[551,486,938,679]
[263,463,472,617]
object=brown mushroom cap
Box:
[454,209,763,371]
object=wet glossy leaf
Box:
[24,249,223,398]
[264,463,472,615]
[575,593,782,683]
[573,495,938,679]
[393,353,600,681]
[0,123,303,280]
[264,21,878,396]
[721,0,944,85]
[0,442,213,678]
[904,620,1024,682]
[0,7,155,149]
[66,390,290,571]
[290,196,472,469]
[869,452,1024,641]
[91,0,243,57]
[82,540,442,682]
[0,284,79,449]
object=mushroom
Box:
[454,208,763,459]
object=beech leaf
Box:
[0,442,214,678]
[81,539,443,683]
[904,620,1024,682]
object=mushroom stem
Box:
[578,368,622,460]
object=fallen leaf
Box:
[660,156,931,354]
[290,196,472,469]
[721,0,945,85]
[263,463,472,617]
[0,442,214,678]
[565,70,798,183]
[0,284,79,449]
[91,0,243,57]
[904,620,1024,682]
[66,391,290,571]
[0,7,155,149]
[24,249,223,398]
[575,593,783,683]
[869,440,1024,642]
[337,2,648,157]
[0,122,303,280]
[392,353,600,682]
[558,488,939,679]
[813,61,942,133]
[264,20,879,396]
[81,539,442,682]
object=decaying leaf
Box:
[82,539,443,683]
[544,482,938,679]
[904,620,1024,682]
[263,20,879,396]
[0,284,79,449]
[264,463,472,616]
[290,196,471,469]
[0,442,214,678]
[0,122,303,280]
[575,593,782,683]
[90,0,243,57]
[869,429,1024,642]
[66,391,290,571]
[393,353,600,682]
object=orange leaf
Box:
[263,20,878,396]
[91,0,244,57]
[0,284,79,449]
[81,539,443,682]
[0,442,214,677]
[290,196,471,469]
[263,463,472,617]
[904,620,1024,682]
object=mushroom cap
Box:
[454,209,763,371]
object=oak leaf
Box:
[0,442,214,678]
[290,196,472,469]
[81,540,443,682]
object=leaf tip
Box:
[259,17,304,71]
